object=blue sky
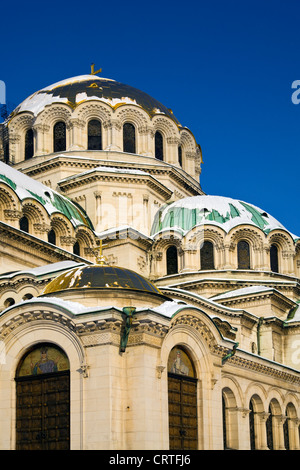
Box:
[1,0,299,236]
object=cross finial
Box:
[94,239,107,265]
[91,63,102,75]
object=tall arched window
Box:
[266,405,274,450]
[155,131,164,160]
[88,119,102,150]
[25,129,34,160]
[19,216,29,233]
[48,229,56,245]
[200,241,215,270]
[73,241,80,256]
[123,123,136,154]
[249,399,256,450]
[237,240,250,269]
[178,146,182,166]
[166,245,178,275]
[53,121,66,152]
[168,346,197,450]
[270,244,279,273]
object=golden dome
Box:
[41,264,163,296]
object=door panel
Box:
[16,371,70,450]
[168,373,198,450]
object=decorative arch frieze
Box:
[36,105,72,128]
[152,115,179,139]
[267,230,295,252]
[228,227,264,251]
[115,106,149,129]
[75,101,112,123]
[185,227,225,251]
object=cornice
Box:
[58,169,173,200]
[1,306,299,386]
[15,154,203,196]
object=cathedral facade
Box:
[0,73,299,450]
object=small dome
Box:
[151,195,292,237]
[42,264,163,296]
[11,75,180,125]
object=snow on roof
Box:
[151,195,298,239]
[0,161,92,229]
[0,261,84,280]
[16,75,115,116]
[210,285,275,301]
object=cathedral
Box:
[0,72,299,450]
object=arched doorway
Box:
[15,343,70,450]
[168,346,198,450]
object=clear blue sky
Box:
[1,0,299,236]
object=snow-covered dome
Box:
[10,75,180,125]
[151,195,294,238]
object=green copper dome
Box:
[42,264,163,296]
[10,75,180,125]
[0,161,93,230]
[151,195,293,237]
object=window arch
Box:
[73,241,80,256]
[168,346,197,450]
[19,215,29,233]
[155,131,164,160]
[266,405,274,450]
[270,244,279,273]
[123,123,136,154]
[53,121,66,152]
[88,119,102,150]
[200,241,215,270]
[249,399,256,450]
[166,245,178,275]
[237,240,250,269]
[48,229,56,245]
[25,129,34,160]
[4,297,15,308]
[178,146,182,166]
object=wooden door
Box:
[168,373,198,450]
[16,371,70,450]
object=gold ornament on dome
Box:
[90,63,102,75]
[94,240,107,266]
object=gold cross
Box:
[95,239,107,265]
[91,63,102,75]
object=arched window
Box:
[88,119,102,150]
[48,229,56,245]
[155,131,163,160]
[19,216,29,233]
[25,129,34,160]
[178,146,182,166]
[266,405,274,450]
[166,245,178,275]
[73,241,80,256]
[123,123,136,154]
[270,244,279,273]
[168,346,197,450]
[15,343,70,450]
[237,240,250,269]
[4,297,15,308]
[200,241,215,270]
[53,121,66,153]
[249,399,256,450]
